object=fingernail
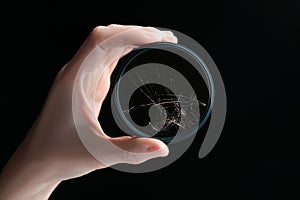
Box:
[162,35,178,43]
[147,145,160,152]
[108,24,120,27]
[172,36,178,43]
[164,31,174,36]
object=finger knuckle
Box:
[88,26,106,46]
[121,151,142,164]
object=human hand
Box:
[0,24,177,200]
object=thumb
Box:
[109,136,169,165]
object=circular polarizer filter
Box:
[110,42,214,143]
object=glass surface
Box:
[110,42,214,143]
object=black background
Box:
[1,0,300,199]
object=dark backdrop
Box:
[2,0,299,199]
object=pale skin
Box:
[0,25,177,200]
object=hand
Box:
[0,24,177,200]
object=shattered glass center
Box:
[110,43,214,143]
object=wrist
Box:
[0,130,62,200]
